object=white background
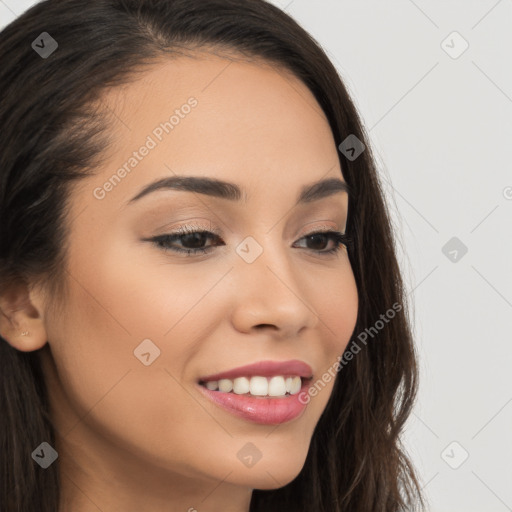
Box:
[1,1,511,510]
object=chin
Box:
[251,465,304,490]
[230,454,307,491]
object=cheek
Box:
[305,261,358,402]
[309,260,359,356]
[47,243,233,440]
[45,269,232,476]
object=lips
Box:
[197,376,313,425]
[197,359,314,383]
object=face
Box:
[36,52,358,506]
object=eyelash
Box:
[147,225,353,257]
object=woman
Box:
[0,0,425,510]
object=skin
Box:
[0,52,358,512]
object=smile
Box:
[197,376,313,425]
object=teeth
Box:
[269,376,287,396]
[249,376,267,396]
[233,376,250,395]
[205,380,220,391]
[218,379,233,393]
[201,375,302,397]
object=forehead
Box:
[85,52,343,211]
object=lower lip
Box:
[197,379,312,425]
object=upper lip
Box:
[198,359,314,382]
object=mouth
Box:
[198,374,310,398]
[196,360,314,425]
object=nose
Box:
[229,239,319,337]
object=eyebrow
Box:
[127,175,349,206]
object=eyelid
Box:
[299,223,346,237]
[152,220,345,239]
[154,220,221,237]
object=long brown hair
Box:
[0,1,426,510]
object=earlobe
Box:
[0,280,48,352]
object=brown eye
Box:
[150,230,224,255]
[293,230,351,256]
[146,227,351,258]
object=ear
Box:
[0,278,48,352]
